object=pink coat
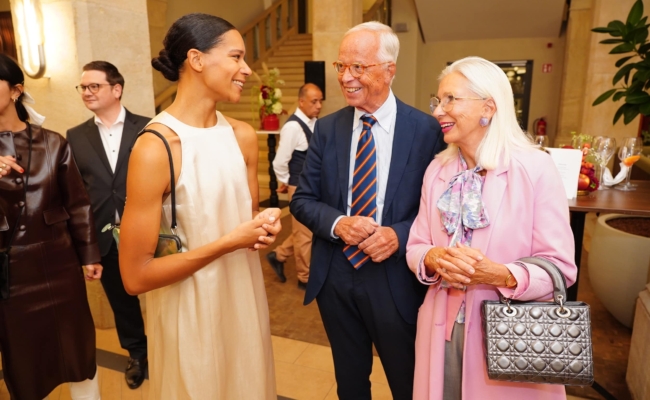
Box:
[406,148,577,400]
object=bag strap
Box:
[136,128,177,229]
[3,125,33,253]
[517,257,568,305]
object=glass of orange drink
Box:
[615,137,644,191]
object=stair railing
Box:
[154,0,300,113]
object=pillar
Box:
[312,0,362,116]
[24,0,155,135]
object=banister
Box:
[155,0,300,110]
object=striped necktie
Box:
[343,115,378,269]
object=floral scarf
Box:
[436,150,490,247]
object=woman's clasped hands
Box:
[424,242,510,289]
[229,208,282,252]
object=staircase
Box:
[216,33,313,197]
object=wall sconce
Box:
[10,0,46,79]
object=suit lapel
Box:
[114,110,141,176]
[85,119,113,176]
[470,161,509,253]
[335,107,355,210]
[382,99,415,222]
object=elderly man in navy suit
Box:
[291,22,445,400]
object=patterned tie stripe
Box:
[343,115,378,269]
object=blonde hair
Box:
[435,56,535,170]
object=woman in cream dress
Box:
[118,13,281,399]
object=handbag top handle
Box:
[517,257,568,305]
[136,128,177,230]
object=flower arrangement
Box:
[251,63,286,129]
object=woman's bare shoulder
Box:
[224,116,256,140]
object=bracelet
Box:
[505,273,517,288]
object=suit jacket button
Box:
[15,177,23,184]
[19,225,26,231]
[16,154,22,161]
[18,201,25,207]
[112,190,117,194]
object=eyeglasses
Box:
[75,83,114,94]
[332,61,391,78]
[430,94,486,113]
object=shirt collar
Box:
[353,90,396,132]
[295,107,316,126]
[94,105,126,127]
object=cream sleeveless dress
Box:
[144,111,276,399]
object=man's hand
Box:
[277,184,288,193]
[357,226,399,263]
[83,263,103,281]
[334,216,378,245]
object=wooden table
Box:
[257,130,281,207]
[568,181,650,302]
[568,181,650,400]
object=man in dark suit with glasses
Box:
[67,61,150,389]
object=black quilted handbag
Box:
[481,257,594,385]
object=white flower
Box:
[265,99,272,106]
[271,102,283,114]
[274,88,282,99]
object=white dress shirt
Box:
[94,105,126,223]
[272,108,317,185]
[94,105,126,172]
[332,90,397,236]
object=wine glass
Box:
[615,137,644,191]
[534,135,548,147]
[594,137,616,190]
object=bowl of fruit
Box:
[564,134,599,194]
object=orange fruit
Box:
[623,155,641,167]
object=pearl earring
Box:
[479,117,489,127]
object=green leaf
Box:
[613,64,636,85]
[638,16,649,28]
[634,27,649,44]
[592,89,618,105]
[624,106,640,124]
[608,20,626,37]
[600,38,625,44]
[627,0,644,26]
[616,56,635,67]
[592,27,618,34]
[640,42,650,54]
[610,42,636,54]
[614,91,627,101]
[625,91,650,104]
[614,105,626,124]
[640,102,650,115]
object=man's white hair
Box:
[344,21,400,63]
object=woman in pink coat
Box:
[406,56,577,399]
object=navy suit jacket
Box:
[290,97,445,324]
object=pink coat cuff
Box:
[497,262,529,299]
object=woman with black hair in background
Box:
[118,13,281,398]
[0,53,102,399]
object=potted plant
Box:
[251,63,286,131]
[592,0,650,134]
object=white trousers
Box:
[43,368,100,400]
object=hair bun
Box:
[151,50,179,82]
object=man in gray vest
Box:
[266,83,323,289]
